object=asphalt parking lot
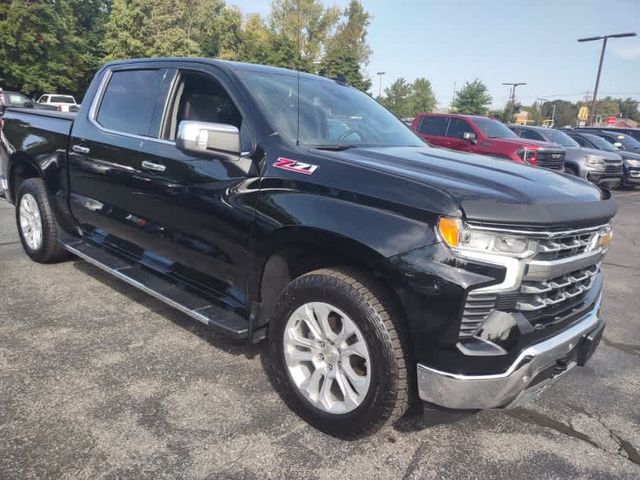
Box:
[1,191,639,480]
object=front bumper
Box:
[417,296,603,410]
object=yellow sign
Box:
[578,106,589,121]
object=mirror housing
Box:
[462,131,477,144]
[176,121,241,158]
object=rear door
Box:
[68,64,177,250]
[414,116,450,147]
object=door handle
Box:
[141,161,166,173]
[72,145,90,155]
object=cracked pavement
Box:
[1,190,639,479]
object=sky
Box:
[229,0,640,110]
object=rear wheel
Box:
[15,178,70,263]
[269,268,411,438]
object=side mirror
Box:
[613,142,623,149]
[25,101,34,108]
[462,131,477,144]
[176,121,241,158]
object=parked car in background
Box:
[579,127,640,143]
[567,130,640,189]
[578,129,640,154]
[37,94,80,112]
[412,113,566,170]
[1,91,59,112]
[510,125,622,188]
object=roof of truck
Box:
[102,57,331,82]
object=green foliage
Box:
[409,78,436,114]
[102,0,224,60]
[451,79,492,115]
[0,0,90,97]
[380,78,413,117]
[0,0,373,96]
[379,77,436,117]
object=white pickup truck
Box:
[36,94,80,112]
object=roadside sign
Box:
[577,106,589,121]
[607,115,617,125]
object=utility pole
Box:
[502,82,526,123]
[376,71,386,98]
[450,82,457,111]
[578,32,637,125]
[535,97,547,125]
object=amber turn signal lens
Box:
[599,230,612,249]
[438,217,460,248]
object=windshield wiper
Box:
[311,144,357,151]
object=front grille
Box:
[537,151,565,170]
[517,264,599,312]
[604,163,623,174]
[533,231,597,261]
[458,224,607,340]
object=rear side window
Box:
[446,118,474,138]
[572,135,589,147]
[96,69,165,136]
[418,116,448,136]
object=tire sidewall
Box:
[269,273,401,436]
[15,179,57,263]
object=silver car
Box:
[510,125,623,188]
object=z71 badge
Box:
[273,157,319,175]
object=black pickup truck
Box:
[0,58,616,438]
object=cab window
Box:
[418,116,448,136]
[446,118,474,138]
[162,70,250,151]
[96,69,165,136]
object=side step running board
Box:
[64,240,249,339]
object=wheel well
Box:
[256,240,402,328]
[10,160,41,201]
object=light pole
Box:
[578,32,637,125]
[376,71,386,98]
[535,97,547,124]
[502,82,526,122]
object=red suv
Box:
[412,113,566,170]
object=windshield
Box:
[473,117,518,138]
[238,71,424,148]
[544,129,579,147]
[5,92,30,106]
[582,133,618,151]
[607,132,640,150]
[50,95,75,103]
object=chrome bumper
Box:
[417,296,603,410]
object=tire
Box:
[268,268,411,438]
[15,178,70,263]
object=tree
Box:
[102,0,224,60]
[320,1,371,92]
[269,0,340,66]
[318,52,371,92]
[409,78,436,113]
[618,97,640,121]
[0,0,90,96]
[381,78,413,117]
[451,79,492,115]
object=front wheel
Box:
[268,268,411,438]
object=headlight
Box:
[585,156,605,166]
[624,159,640,167]
[516,148,537,164]
[437,217,537,258]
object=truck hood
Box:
[320,145,616,228]
[488,137,564,151]
[564,146,623,162]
